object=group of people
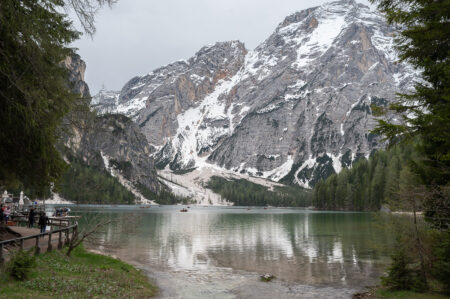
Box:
[1,206,49,234]
[0,204,11,224]
[53,207,70,217]
[28,208,50,233]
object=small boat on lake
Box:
[180,208,188,212]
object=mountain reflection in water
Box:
[72,206,392,289]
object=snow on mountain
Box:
[92,0,418,189]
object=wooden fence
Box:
[0,222,78,265]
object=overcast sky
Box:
[72,0,371,95]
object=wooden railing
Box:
[0,222,78,265]
[9,216,73,228]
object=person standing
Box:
[28,208,35,228]
[38,212,49,233]
[4,206,11,224]
[0,204,4,223]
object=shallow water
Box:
[64,205,393,298]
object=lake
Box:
[64,205,394,298]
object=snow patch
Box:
[328,152,343,174]
[100,151,153,204]
[115,96,148,118]
[256,103,280,114]
[294,156,316,188]
[246,155,294,182]
[293,4,348,69]
[371,29,397,63]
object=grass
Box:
[375,288,449,299]
[0,245,157,298]
[356,286,449,299]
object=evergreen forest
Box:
[312,142,420,211]
[56,156,136,204]
[206,176,311,207]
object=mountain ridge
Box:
[92,0,417,188]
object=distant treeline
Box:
[136,182,193,205]
[56,156,136,204]
[206,176,311,207]
[312,143,419,211]
[56,155,192,205]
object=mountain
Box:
[92,0,417,188]
[61,54,161,203]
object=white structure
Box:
[19,191,24,205]
[2,190,8,204]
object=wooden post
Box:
[64,229,69,246]
[58,230,63,250]
[20,239,24,251]
[0,243,4,265]
[72,225,77,244]
[47,228,53,252]
[35,236,40,255]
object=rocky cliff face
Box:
[63,54,90,99]
[92,0,417,188]
[63,54,160,201]
[69,114,160,196]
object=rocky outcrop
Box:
[63,54,90,99]
[62,54,160,200]
[92,0,417,188]
[70,114,160,194]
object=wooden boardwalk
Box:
[8,227,60,252]
[0,222,78,264]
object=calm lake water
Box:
[63,205,394,298]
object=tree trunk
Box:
[413,204,428,287]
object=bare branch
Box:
[65,0,117,36]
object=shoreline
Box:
[43,202,421,214]
[0,245,157,298]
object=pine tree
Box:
[0,0,80,193]
[370,0,450,226]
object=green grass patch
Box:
[0,245,157,298]
[375,288,448,299]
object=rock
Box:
[260,273,276,282]
[61,54,161,202]
[91,1,417,188]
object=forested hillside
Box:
[312,142,420,211]
[207,176,311,207]
[56,155,136,204]
[56,155,193,205]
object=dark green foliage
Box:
[369,0,450,291]
[206,176,311,207]
[370,0,450,227]
[279,162,303,185]
[431,231,450,292]
[136,183,193,205]
[312,143,419,211]
[0,0,81,194]
[56,156,135,204]
[7,184,52,201]
[381,228,429,292]
[260,274,276,282]
[7,250,36,281]
[109,160,133,178]
[381,246,414,290]
[171,168,197,175]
